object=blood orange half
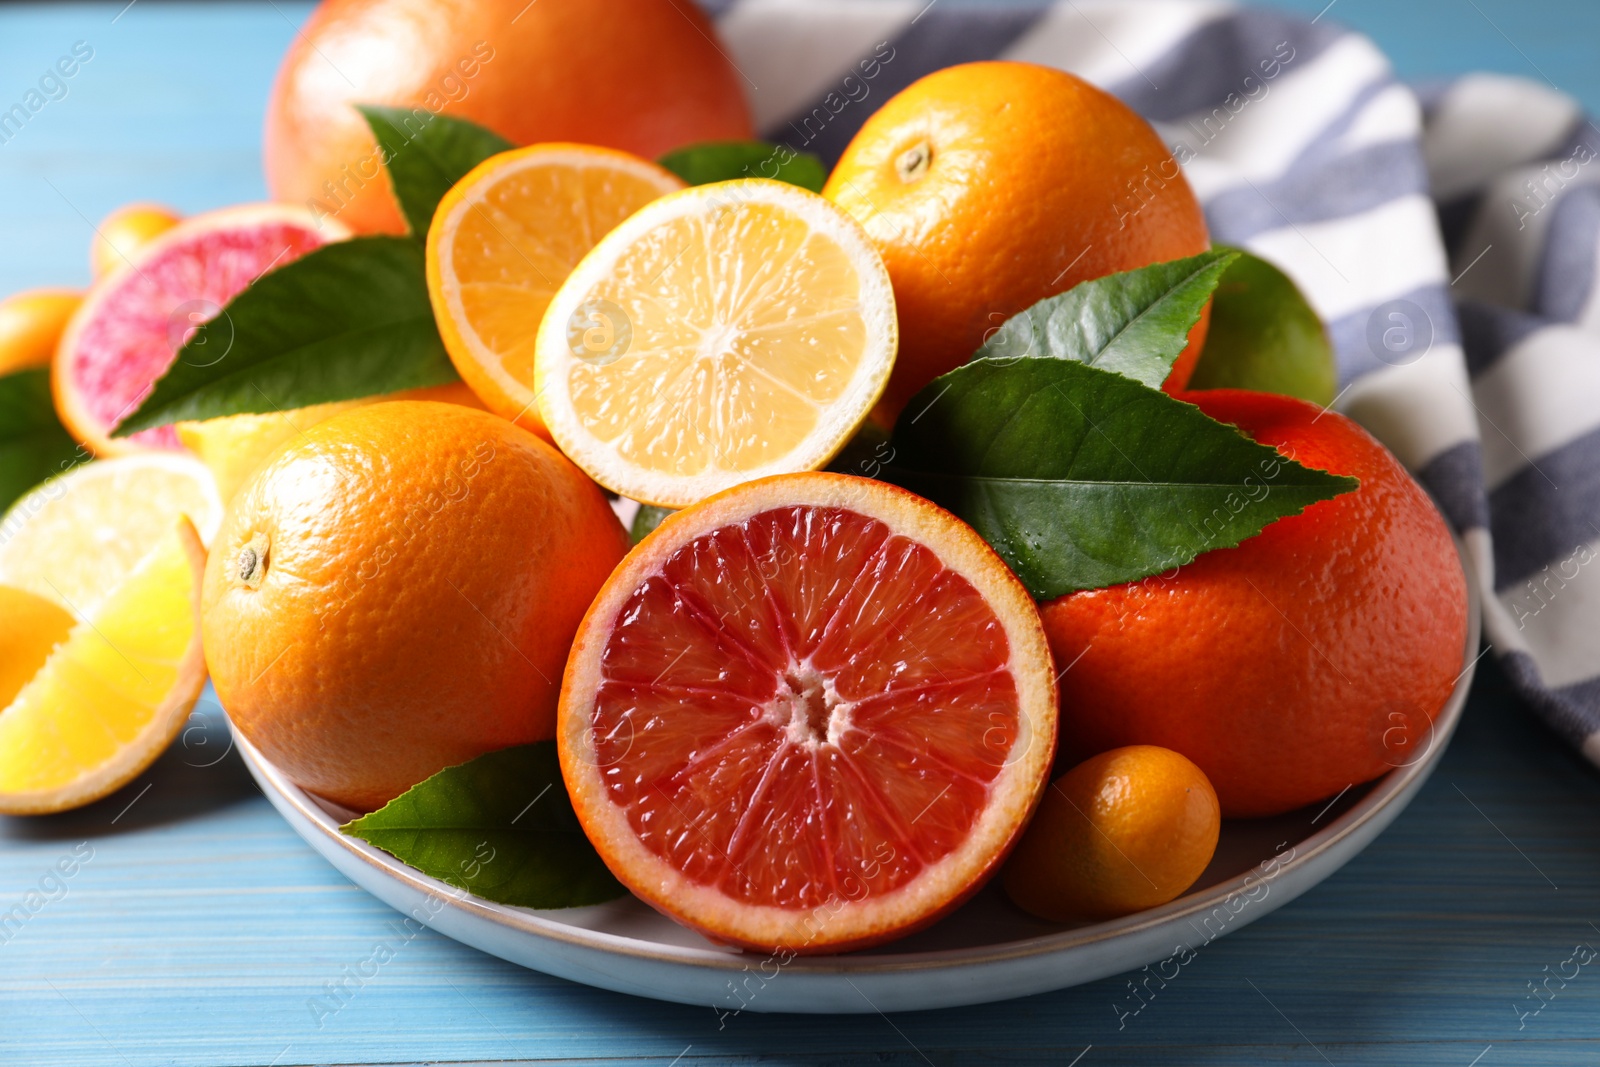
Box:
[559,472,1058,953]
[54,204,347,456]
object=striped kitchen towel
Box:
[709,0,1600,765]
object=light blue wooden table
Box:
[4,2,1600,1064]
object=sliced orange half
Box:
[426,144,685,435]
[534,179,898,508]
[559,472,1056,953]
[0,518,207,814]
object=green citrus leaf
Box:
[1188,247,1338,405]
[0,368,85,512]
[114,237,459,435]
[343,742,624,909]
[888,358,1357,600]
[359,106,515,239]
[659,141,827,192]
[971,250,1238,387]
[630,504,675,544]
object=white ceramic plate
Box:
[235,542,1480,1014]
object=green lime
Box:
[630,504,675,545]
[1187,248,1337,406]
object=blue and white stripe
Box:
[712,0,1600,765]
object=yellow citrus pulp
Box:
[0,519,206,814]
[534,178,898,507]
[0,454,220,617]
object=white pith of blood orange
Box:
[558,472,1058,953]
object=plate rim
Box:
[233,535,1482,980]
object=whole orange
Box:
[1039,390,1468,818]
[264,0,754,235]
[90,203,182,278]
[1004,745,1220,922]
[823,61,1210,423]
[202,401,630,811]
[0,289,81,375]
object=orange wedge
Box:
[0,519,207,814]
[425,144,684,435]
[0,586,77,705]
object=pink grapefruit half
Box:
[54,203,347,456]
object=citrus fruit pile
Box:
[0,0,1467,956]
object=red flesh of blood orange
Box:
[560,472,1057,953]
